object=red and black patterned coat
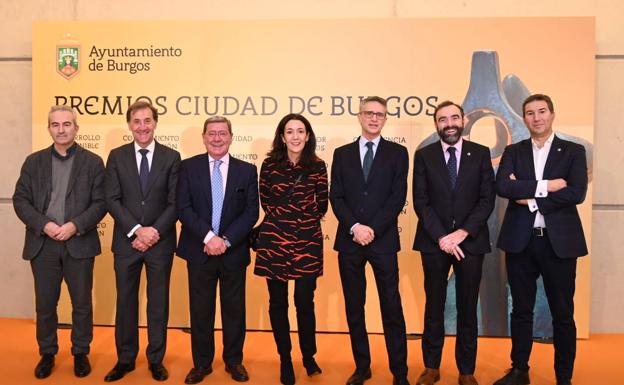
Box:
[253,157,328,281]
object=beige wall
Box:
[1,0,623,333]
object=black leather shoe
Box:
[346,368,372,385]
[34,354,55,379]
[393,375,411,385]
[149,363,169,381]
[493,368,530,385]
[185,366,213,384]
[303,357,322,376]
[280,360,295,385]
[104,362,136,382]
[225,364,249,382]
[74,354,91,377]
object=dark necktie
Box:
[362,141,374,181]
[139,148,149,195]
[447,147,457,190]
[212,159,224,234]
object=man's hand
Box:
[43,221,63,240]
[55,222,77,241]
[204,236,227,256]
[439,229,467,260]
[131,238,149,252]
[547,178,567,192]
[135,226,160,247]
[352,224,375,246]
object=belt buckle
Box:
[534,227,544,237]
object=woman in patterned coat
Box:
[253,113,328,385]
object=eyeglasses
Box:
[206,131,230,138]
[360,111,387,119]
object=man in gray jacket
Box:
[13,105,106,379]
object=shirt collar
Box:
[441,137,463,154]
[359,135,381,149]
[134,140,156,154]
[208,153,230,165]
[531,131,555,150]
[51,142,78,161]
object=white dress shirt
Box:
[204,153,230,244]
[528,132,555,228]
[127,140,156,237]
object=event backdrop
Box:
[32,18,594,337]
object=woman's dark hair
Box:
[267,113,320,167]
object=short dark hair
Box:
[203,116,233,135]
[267,113,320,167]
[433,100,464,123]
[522,94,554,117]
[126,100,158,123]
[359,96,387,111]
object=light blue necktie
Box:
[211,159,224,234]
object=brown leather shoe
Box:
[416,368,440,385]
[459,374,478,385]
[225,364,249,382]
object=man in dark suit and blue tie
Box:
[13,105,106,379]
[493,94,588,385]
[176,116,259,384]
[330,96,410,385]
[104,101,181,382]
[412,101,495,385]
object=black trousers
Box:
[338,251,408,377]
[30,238,94,356]
[187,257,246,368]
[266,277,318,361]
[113,252,173,364]
[506,232,577,380]
[420,250,484,374]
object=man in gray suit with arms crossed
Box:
[13,105,106,379]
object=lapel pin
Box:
[557,148,562,152]
[467,152,471,156]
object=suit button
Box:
[141,201,145,206]
[363,191,368,196]
[359,208,364,213]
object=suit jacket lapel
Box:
[145,141,165,196]
[122,143,142,196]
[201,154,213,211]
[220,157,238,225]
[65,145,84,197]
[41,146,54,210]
[347,140,366,186]
[543,135,564,179]
[520,139,537,180]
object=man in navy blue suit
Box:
[330,96,410,385]
[493,94,588,385]
[176,116,259,384]
[412,101,495,385]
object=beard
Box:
[438,125,463,145]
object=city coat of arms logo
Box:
[56,45,80,79]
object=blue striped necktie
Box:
[447,147,457,190]
[212,159,224,234]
